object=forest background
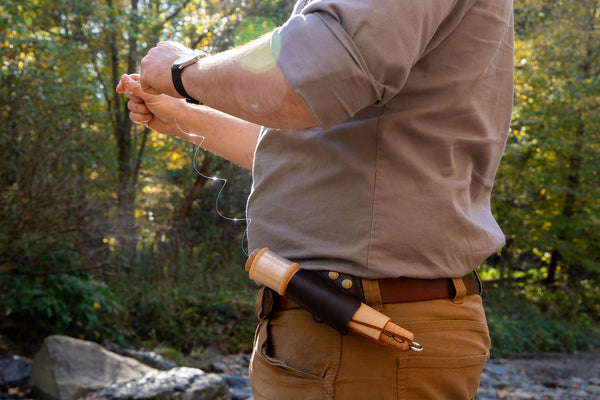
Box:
[1,0,598,359]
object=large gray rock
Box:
[29,335,156,400]
[89,367,231,400]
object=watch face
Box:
[174,52,200,69]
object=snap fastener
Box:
[341,279,353,289]
[328,271,340,280]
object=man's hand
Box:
[116,73,262,170]
[140,41,194,97]
[116,73,190,138]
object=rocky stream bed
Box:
[477,351,600,399]
[1,335,598,400]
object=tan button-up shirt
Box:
[247,0,515,279]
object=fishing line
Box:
[175,111,251,256]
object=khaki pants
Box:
[249,292,490,400]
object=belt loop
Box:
[361,278,384,311]
[473,271,483,295]
[256,286,275,321]
[452,277,467,304]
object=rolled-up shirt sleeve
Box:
[271,0,464,130]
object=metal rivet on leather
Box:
[328,271,340,280]
[341,279,353,289]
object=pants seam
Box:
[326,331,343,399]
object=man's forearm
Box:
[176,105,261,170]
[181,33,317,129]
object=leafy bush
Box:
[127,283,257,355]
[0,273,124,344]
[484,284,600,357]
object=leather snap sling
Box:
[277,271,482,311]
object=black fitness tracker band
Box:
[171,51,206,104]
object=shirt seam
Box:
[365,105,386,279]
[474,2,514,85]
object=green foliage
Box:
[131,290,256,355]
[485,284,600,357]
[0,0,266,353]
[234,16,277,46]
[490,0,600,304]
[124,259,257,355]
[0,272,123,342]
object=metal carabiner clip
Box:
[409,342,424,352]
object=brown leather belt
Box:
[277,272,482,311]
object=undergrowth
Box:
[484,283,600,357]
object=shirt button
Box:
[328,271,340,280]
[341,279,353,289]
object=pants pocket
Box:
[249,315,336,400]
[397,353,489,400]
[396,319,490,400]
